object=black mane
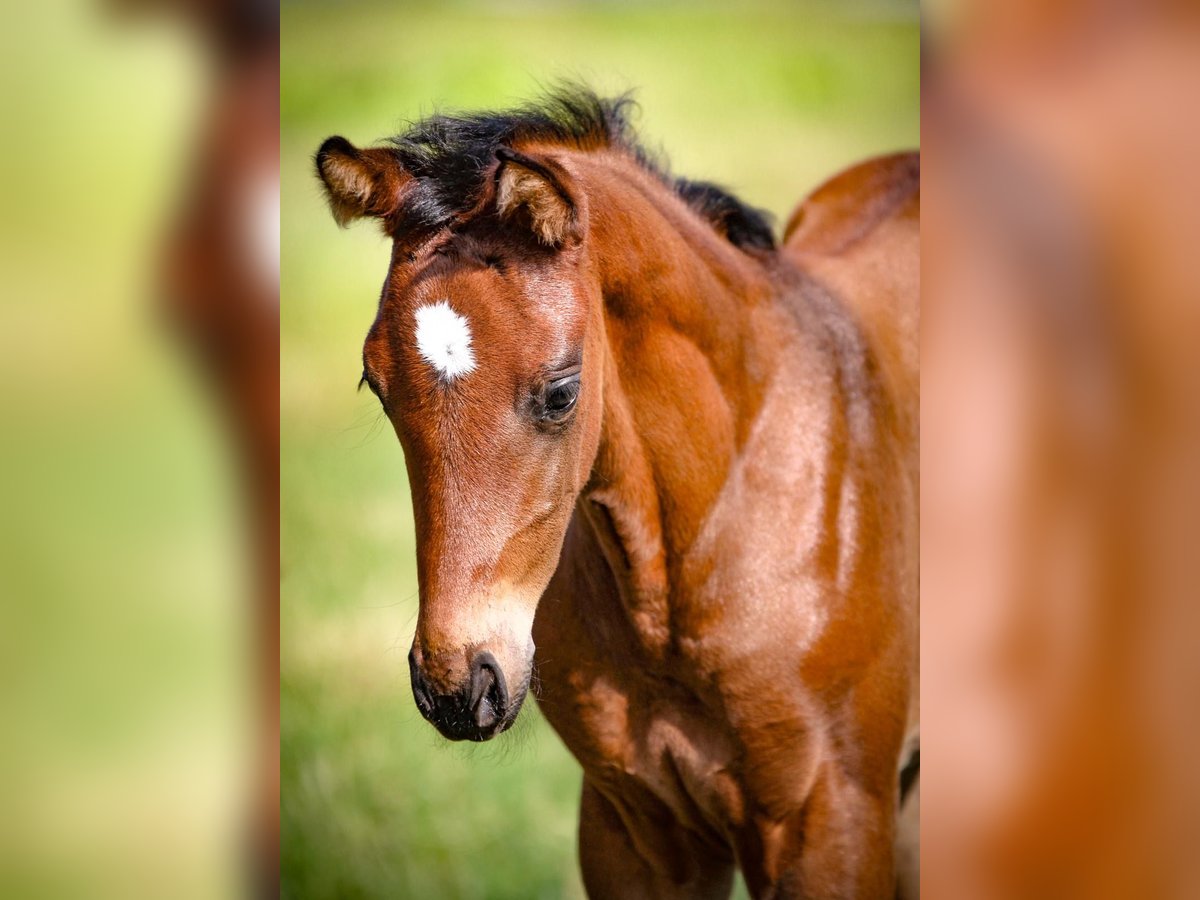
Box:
[385,87,776,252]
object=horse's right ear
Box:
[315,137,409,227]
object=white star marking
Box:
[414,301,477,379]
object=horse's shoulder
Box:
[781,152,919,257]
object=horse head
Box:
[316,131,605,740]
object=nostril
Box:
[468,660,492,711]
[472,668,496,729]
[408,648,433,715]
[469,651,509,731]
[488,661,509,713]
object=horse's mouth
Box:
[413,665,530,742]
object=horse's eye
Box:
[540,374,580,422]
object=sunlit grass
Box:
[281,1,918,896]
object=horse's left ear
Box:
[495,148,583,247]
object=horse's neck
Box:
[574,155,778,655]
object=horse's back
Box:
[782,151,919,256]
[782,152,920,453]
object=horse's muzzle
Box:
[408,647,514,741]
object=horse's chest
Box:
[538,664,747,838]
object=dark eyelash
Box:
[359,370,382,398]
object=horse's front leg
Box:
[738,767,897,900]
[578,779,735,900]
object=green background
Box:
[281,1,919,897]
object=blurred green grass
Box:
[1,7,245,897]
[281,1,918,897]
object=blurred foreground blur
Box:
[923,2,1200,897]
[0,1,276,898]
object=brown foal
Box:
[316,91,918,899]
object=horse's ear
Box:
[315,136,409,227]
[495,148,582,247]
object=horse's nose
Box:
[467,650,509,733]
[408,646,510,741]
[408,647,434,717]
